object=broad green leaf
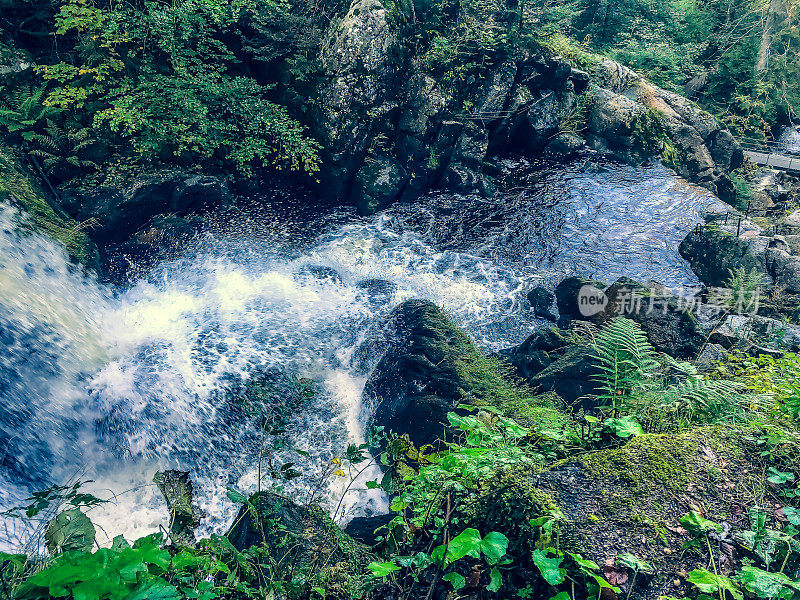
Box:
[617,552,654,574]
[767,467,795,485]
[735,566,800,599]
[531,550,565,585]
[568,552,599,571]
[479,531,509,563]
[487,567,502,592]
[432,528,482,565]
[604,415,643,438]
[368,561,400,577]
[442,572,466,590]
[128,578,182,600]
[782,506,800,525]
[226,488,247,504]
[45,509,96,555]
[687,569,743,600]
[679,511,723,535]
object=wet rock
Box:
[527,286,556,320]
[103,214,198,282]
[344,513,395,547]
[544,133,586,159]
[351,156,407,215]
[0,143,99,270]
[555,276,607,324]
[502,327,572,381]
[679,217,769,287]
[66,171,230,247]
[153,470,204,546]
[527,343,601,407]
[364,300,523,447]
[599,277,705,358]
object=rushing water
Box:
[778,125,800,155]
[0,158,725,551]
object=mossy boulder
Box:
[227,492,372,598]
[679,218,769,287]
[0,144,99,270]
[363,299,526,446]
[527,427,778,600]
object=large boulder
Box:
[526,343,602,406]
[589,58,742,203]
[765,236,800,293]
[363,299,524,447]
[679,216,770,287]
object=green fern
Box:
[0,85,60,141]
[28,120,99,181]
[591,317,659,413]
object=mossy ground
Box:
[0,144,99,270]
[534,427,770,600]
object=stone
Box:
[153,470,204,546]
[68,171,230,247]
[554,276,606,324]
[350,156,407,215]
[766,238,800,293]
[527,286,556,320]
[694,343,728,371]
[344,513,395,547]
[363,300,523,447]
[527,343,602,407]
[544,133,586,159]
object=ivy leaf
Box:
[442,572,466,591]
[531,550,566,585]
[687,569,743,600]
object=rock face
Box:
[363,299,523,447]
[0,143,99,270]
[679,216,770,287]
[314,0,400,207]
[765,236,800,293]
[587,58,742,203]
[64,171,231,247]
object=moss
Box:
[579,427,740,494]
[466,466,561,558]
[0,144,99,270]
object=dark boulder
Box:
[363,299,523,447]
[502,327,572,381]
[344,513,395,548]
[554,276,607,324]
[527,343,601,406]
[527,286,556,320]
[66,171,231,247]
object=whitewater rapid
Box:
[0,159,725,551]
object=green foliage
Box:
[0,85,60,142]
[591,317,659,411]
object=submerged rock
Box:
[363,299,524,447]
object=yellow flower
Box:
[334,470,345,477]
